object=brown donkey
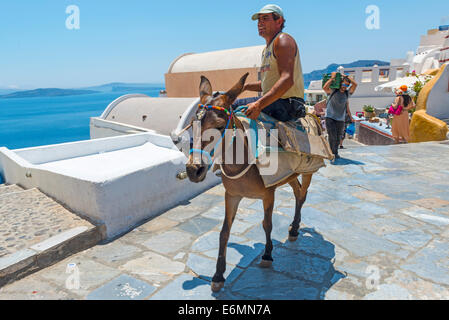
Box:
[186,73,314,292]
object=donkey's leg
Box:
[260,190,275,268]
[288,174,313,242]
[211,192,241,292]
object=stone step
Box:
[0,188,105,287]
[0,184,24,197]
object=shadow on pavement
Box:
[332,157,365,166]
[182,227,345,300]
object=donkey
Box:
[185,73,314,292]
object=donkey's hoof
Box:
[259,259,273,268]
[288,235,298,242]
[211,282,224,292]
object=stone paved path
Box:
[1,141,449,300]
[0,187,96,259]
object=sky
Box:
[0,0,448,89]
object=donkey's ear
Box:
[199,76,213,105]
[224,72,249,105]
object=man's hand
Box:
[331,72,337,79]
[245,101,262,120]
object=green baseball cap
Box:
[251,4,284,21]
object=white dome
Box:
[168,45,265,74]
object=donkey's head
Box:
[186,73,249,183]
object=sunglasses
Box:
[342,83,350,88]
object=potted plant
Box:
[363,105,376,119]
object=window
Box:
[396,68,405,79]
[379,69,390,82]
[361,70,372,83]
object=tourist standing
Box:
[389,85,415,143]
[323,72,358,159]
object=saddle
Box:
[233,107,333,187]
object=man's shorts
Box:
[232,97,305,122]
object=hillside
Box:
[0,88,99,99]
[304,60,390,87]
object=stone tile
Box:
[230,267,319,300]
[279,228,336,260]
[86,241,142,265]
[177,216,220,236]
[162,204,203,222]
[138,216,179,233]
[375,199,412,211]
[187,193,225,211]
[362,284,413,300]
[237,198,257,210]
[383,270,449,300]
[235,210,264,225]
[203,241,265,268]
[190,231,246,253]
[39,256,121,297]
[186,253,243,285]
[201,206,225,221]
[0,276,69,300]
[150,274,216,300]
[247,201,264,212]
[271,247,334,285]
[323,288,356,300]
[389,192,425,201]
[328,226,403,258]
[354,217,409,236]
[401,239,449,285]
[87,274,156,300]
[119,252,185,285]
[301,207,353,233]
[143,230,193,254]
[230,220,253,235]
[384,229,432,248]
[410,198,449,210]
[334,258,371,278]
[399,206,449,227]
[351,202,390,216]
[243,213,291,243]
[352,190,390,202]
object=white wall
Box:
[0,133,220,239]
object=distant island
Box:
[0,88,99,99]
[303,60,390,87]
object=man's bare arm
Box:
[245,34,296,119]
[347,76,358,95]
[243,81,262,92]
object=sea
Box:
[0,88,164,151]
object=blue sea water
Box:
[0,88,163,150]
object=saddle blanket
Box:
[234,107,332,187]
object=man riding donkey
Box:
[233,4,306,122]
[185,4,332,292]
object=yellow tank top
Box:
[260,32,304,99]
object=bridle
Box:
[189,104,235,169]
[188,104,254,179]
